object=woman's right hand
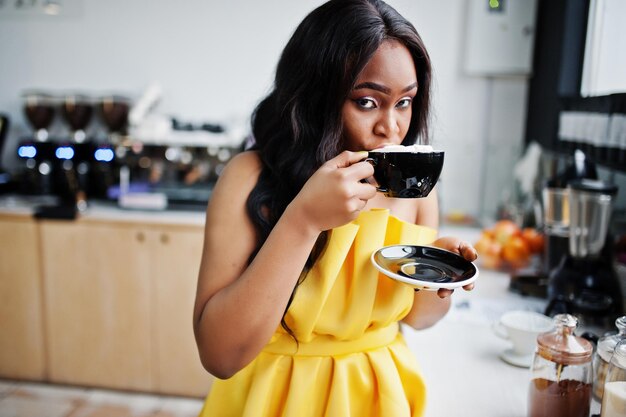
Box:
[287,150,377,232]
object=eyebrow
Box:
[353,81,418,94]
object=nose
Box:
[373,110,400,139]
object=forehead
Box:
[356,40,417,86]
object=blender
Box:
[545,179,623,327]
[542,150,598,277]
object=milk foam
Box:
[371,144,439,153]
[602,381,626,417]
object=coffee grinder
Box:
[545,179,623,327]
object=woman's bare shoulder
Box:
[210,151,262,198]
[201,151,262,277]
[222,150,262,181]
[229,150,262,170]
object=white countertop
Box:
[405,225,601,417]
[0,195,206,227]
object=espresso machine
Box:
[15,87,239,211]
[545,179,623,327]
[17,92,120,205]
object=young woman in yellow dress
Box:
[193,0,477,415]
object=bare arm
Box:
[193,151,376,379]
[402,188,478,330]
[402,188,452,329]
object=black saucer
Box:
[371,245,478,290]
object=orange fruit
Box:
[474,234,503,270]
[521,228,545,254]
[493,220,520,245]
[481,253,503,270]
[474,235,492,256]
[502,235,531,268]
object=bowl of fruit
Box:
[474,220,545,271]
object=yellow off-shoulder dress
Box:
[198,208,437,417]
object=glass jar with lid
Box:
[594,316,626,400]
[600,339,626,417]
[527,314,593,417]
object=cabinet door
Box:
[41,221,153,391]
[152,226,213,397]
[0,217,46,380]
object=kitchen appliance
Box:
[61,94,93,143]
[520,150,599,299]
[0,114,18,194]
[106,141,219,208]
[545,179,623,328]
[16,140,115,202]
[542,150,598,276]
[22,91,56,142]
[542,183,570,276]
[99,95,131,144]
[13,87,241,210]
[16,91,119,202]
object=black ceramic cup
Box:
[365,150,444,198]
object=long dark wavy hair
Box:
[246,0,432,337]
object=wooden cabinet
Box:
[41,220,153,391]
[0,211,212,397]
[38,217,212,396]
[0,215,46,380]
[151,226,211,397]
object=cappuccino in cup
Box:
[370,144,438,154]
[366,144,444,198]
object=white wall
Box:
[395,1,530,221]
[0,0,530,221]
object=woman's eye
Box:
[396,98,412,109]
[354,98,376,109]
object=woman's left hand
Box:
[431,236,478,299]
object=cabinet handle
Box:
[136,232,145,242]
[160,233,169,244]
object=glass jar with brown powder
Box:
[527,314,593,417]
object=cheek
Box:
[342,124,362,150]
[399,111,413,136]
[341,109,368,147]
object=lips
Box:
[370,143,397,151]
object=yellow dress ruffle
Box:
[199,208,437,417]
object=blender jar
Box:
[567,179,618,259]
